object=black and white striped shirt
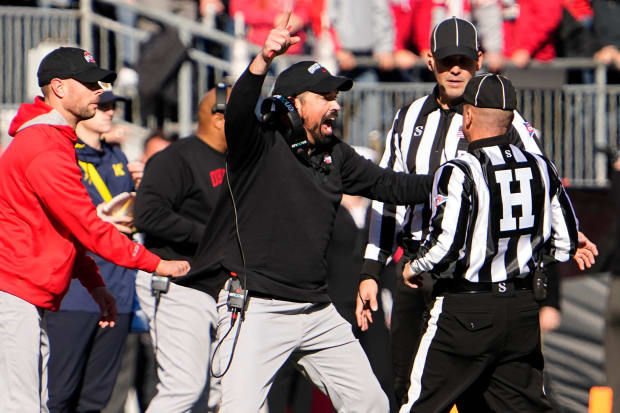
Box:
[362,88,544,278]
[409,135,578,282]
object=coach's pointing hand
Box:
[250,10,301,75]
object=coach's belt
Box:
[248,290,309,303]
[434,276,533,294]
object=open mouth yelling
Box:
[321,113,337,136]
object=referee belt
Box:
[434,276,533,295]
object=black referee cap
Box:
[430,17,479,60]
[463,74,517,111]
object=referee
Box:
[398,74,592,412]
[356,16,597,403]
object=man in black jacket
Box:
[133,85,229,413]
[176,12,433,413]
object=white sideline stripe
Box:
[399,297,444,413]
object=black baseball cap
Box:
[430,17,479,60]
[272,61,353,98]
[463,74,517,110]
[37,47,117,87]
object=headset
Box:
[260,94,335,175]
[212,82,227,114]
[260,95,308,157]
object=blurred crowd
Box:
[8,0,620,78]
[6,0,620,147]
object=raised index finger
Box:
[275,9,291,30]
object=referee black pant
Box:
[391,260,433,405]
[400,286,552,413]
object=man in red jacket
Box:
[0,47,190,413]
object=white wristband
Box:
[409,261,416,275]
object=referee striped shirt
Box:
[362,87,544,278]
[408,135,578,282]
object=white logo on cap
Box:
[307,63,323,74]
[83,51,96,64]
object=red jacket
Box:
[0,97,160,310]
[391,0,471,54]
[563,0,593,22]
[503,0,563,61]
[230,0,312,55]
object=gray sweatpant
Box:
[136,271,218,413]
[0,291,50,413]
[214,288,389,413]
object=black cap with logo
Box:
[463,73,517,111]
[430,17,479,60]
[37,47,117,87]
[272,61,353,98]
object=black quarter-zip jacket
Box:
[176,67,434,302]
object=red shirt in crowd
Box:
[503,0,563,61]
[391,0,472,54]
[229,0,313,55]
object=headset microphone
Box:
[260,95,308,156]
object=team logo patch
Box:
[83,51,96,64]
[323,153,332,164]
[524,122,535,137]
[112,163,126,177]
[435,194,447,207]
[210,168,226,187]
[307,62,323,74]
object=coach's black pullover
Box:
[134,136,226,262]
[176,67,433,303]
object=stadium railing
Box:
[1,1,619,187]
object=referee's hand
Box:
[574,231,598,271]
[356,279,379,331]
[403,261,424,289]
